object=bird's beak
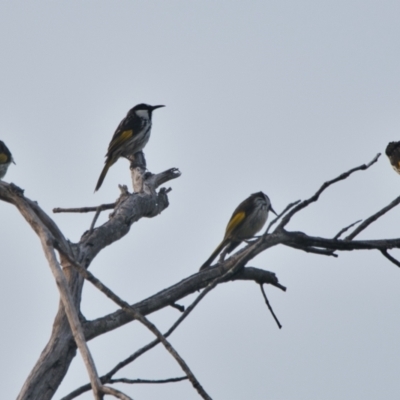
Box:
[151,105,165,111]
[270,206,278,216]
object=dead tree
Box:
[1,152,399,400]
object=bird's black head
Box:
[129,103,165,120]
[0,141,11,157]
[252,191,277,215]
[386,141,400,157]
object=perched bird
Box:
[200,192,277,270]
[0,140,15,180]
[95,103,165,191]
[386,141,400,174]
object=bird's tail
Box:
[95,158,115,192]
[199,239,228,271]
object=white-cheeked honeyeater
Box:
[0,141,15,180]
[386,141,400,174]
[95,103,165,191]
[200,192,277,270]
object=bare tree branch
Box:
[59,254,212,400]
[53,203,116,214]
[3,153,400,400]
[0,183,103,398]
[277,153,381,229]
[101,386,133,400]
[0,168,181,400]
[333,220,362,240]
[265,200,301,234]
[85,264,284,341]
[63,262,285,400]
[284,242,337,257]
[259,284,282,329]
[345,194,400,240]
[380,249,400,268]
[110,377,188,384]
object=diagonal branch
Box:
[41,243,103,399]
[265,200,301,234]
[333,220,362,240]
[259,284,282,329]
[84,264,284,341]
[60,253,212,400]
[101,386,133,400]
[0,184,103,399]
[62,255,283,400]
[1,169,180,400]
[277,153,380,229]
[380,249,400,268]
[345,194,400,240]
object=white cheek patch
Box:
[135,109,150,119]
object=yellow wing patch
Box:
[109,130,133,152]
[0,153,8,163]
[225,211,246,236]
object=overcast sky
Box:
[1,1,400,399]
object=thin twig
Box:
[170,303,185,312]
[345,194,400,240]
[265,200,301,234]
[333,220,362,240]
[109,377,188,385]
[259,284,282,329]
[380,249,400,268]
[89,207,102,233]
[53,203,116,213]
[278,153,381,229]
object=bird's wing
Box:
[0,153,9,163]
[106,114,144,156]
[107,129,133,156]
[224,211,246,238]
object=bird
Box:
[200,191,277,270]
[0,140,15,180]
[386,141,400,174]
[95,103,165,191]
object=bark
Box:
[2,153,400,399]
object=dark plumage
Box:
[0,141,15,180]
[95,103,164,191]
[200,192,276,270]
[386,141,400,174]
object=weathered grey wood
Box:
[2,153,400,399]
[0,167,181,400]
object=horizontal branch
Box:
[110,377,188,385]
[53,203,116,214]
[283,231,400,252]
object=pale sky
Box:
[1,1,400,399]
